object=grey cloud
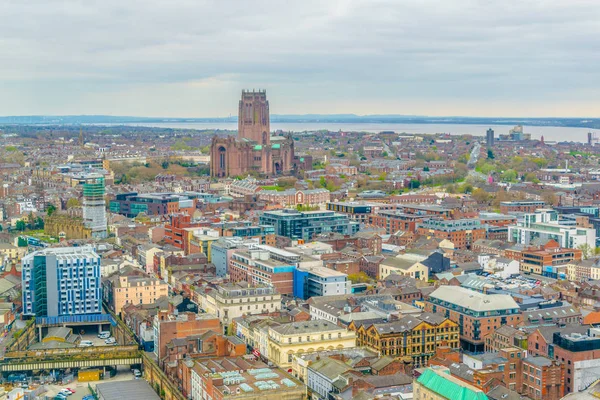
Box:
[0,0,599,116]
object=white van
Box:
[79,340,93,347]
[98,331,111,339]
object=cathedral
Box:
[210,90,304,178]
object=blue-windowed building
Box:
[259,209,359,240]
[22,246,102,318]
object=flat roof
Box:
[96,380,160,400]
[429,286,519,312]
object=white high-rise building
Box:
[22,246,102,318]
[83,174,107,239]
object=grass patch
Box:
[260,185,286,191]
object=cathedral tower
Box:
[238,90,270,145]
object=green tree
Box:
[408,180,421,189]
[348,272,371,284]
[67,198,81,208]
[423,166,430,172]
[487,149,495,159]
[500,169,518,182]
[578,244,593,260]
[458,153,470,164]
[471,188,490,203]
[46,204,57,216]
[460,183,474,194]
[381,151,388,157]
[15,220,26,231]
[17,236,27,247]
[34,217,44,229]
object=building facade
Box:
[356,313,459,367]
[104,273,169,316]
[199,283,282,335]
[267,320,356,369]
[508,209,596,249]
[416,218,487,250]
[424,286,522,352]
[259,209,359,240]
[82,175,107,239]
[22,246,102,318]
[228,246,296,295]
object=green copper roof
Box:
[254,145,263,150]
[417,368,488,400]
[271,143,281,149]
[300,158,304,162]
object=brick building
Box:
[425,286,522,352]
[417,218,487,250]
[499,201,546,214]
[210,90,301,178]
[258,188,330,207]
[153,311,221,362]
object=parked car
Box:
[66,388,76,394]
[132,369,142,378]
[105,337,116,345]
[59,389,72,396]
[79,340,93,347]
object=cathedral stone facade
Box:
[210,90,297,178]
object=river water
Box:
[101,122,596,143]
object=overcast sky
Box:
[1,0,599,117]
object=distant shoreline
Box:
[0,115,599,130]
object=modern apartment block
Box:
[22,246,102,318]
[500,201,546,214]
[211,237,260,277]
[326,201,377,224]
[551,329,600,394]
[292,266,351,300]
[508,209,596,249]
[259,209,359,240]
[109,192,198,217]
[425,286,522,352]
[229,245,297,295]
[82,174,107,239]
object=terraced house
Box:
[356,313,459,367]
